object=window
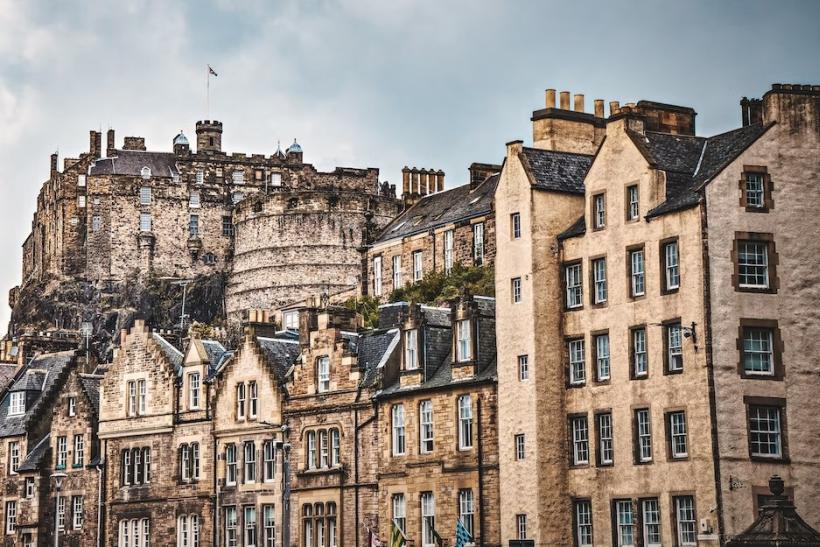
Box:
[444,230,454,274]
[226,444,237,485]
[245,506,257,547]
[233,171,245,185]
[507,276,522,304]
[222,216,235,237]
[413,251,423,282]
[392,405,406,456]
[574,500,593,546]
[307,431,317,469]
[627,185,640,221]
[319,430,329,468]
[270,172,282,187]
[57,435,67,469]
[593,193,606,229]
[303,506,313,547]
[669,411,688,458]
[629,248,645,297]
[666,322,683,372]
[73,496,84,530]
[317,357,331,393]
[632,327,648,378]
[515,433,525,460]
[188,214,200,238]
[9,391,25,415]
[743,326,775,376]
[68,396,77,416]
[138,380,147,414]
[511,212,521,239]
[331,429,340,466]
[749,404,783,458]
[8,441,19,474]
[597,412,613,466]
[92,215,102,232]
[244,442,256,483]
[674,496,697,546]
[594,333,610,381]
[615,500,635,546]
[473,223,484,265]
[565,263,583,309]
[459,489,474,539]
[189,373,200,409]
[143,447,151,483]
[283,311,299,330]
[119,518,150,547]
[237,383,246,419]
[405,329,419,370]
[456,319,472,362]
[25,477,34,498]
[122,450,131,485]
[663,240,680,291]
[181,444,191,481]
[196,170,205,185]
[458,395,473,450]
[177,515,200,547]
[568,338,585,385]
[642,498,661,547]
[57,495,66,530]
[570,415,589,465]
[226,507,238,547]
[373,256,383,296]
[421,492,436,547]
[592,257,607,304]
[249,381,258,418]
[263,505,275,547]
[140,213,152,232]
[744,171,766,209]
[78,195,86,208]
[315,505,325,547]
[139,186,152,205]
[518,355,529,381]
[264,441,275,481]
[635,409,652,462]
[5,501,16,534]
[189,191,200,208]
[73,434,84,467]
[516,514,527,540]
[392,494,406,534]
[392,256,402,289]
[232,191,244,204]
[420,400,434,454]
[120,447,151,486]
[737,240,770,288]
[78,174,86,187]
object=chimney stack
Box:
[574,94,585,112]
[594,99,605,118]
[559,91,570,110]
[50,153,58,179]
[89,130,102,159]
[545,89,556,109]
[122,137,146,151]
[106,129,116,156]
[609,101,620,116]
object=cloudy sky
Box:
[1,0,818,331]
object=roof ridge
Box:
[522,146,594,158]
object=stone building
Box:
[494,84,820,545]
[365,165,499,300]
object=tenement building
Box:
[495,84,820,545]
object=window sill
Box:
[570,462,590,469]
[740,372,782,381]
[567,382,586,389]
[661,288,680,296]
[631,374,649,381]
[736,286,777,295]
[664,368,684,376]
[749,455,790,464]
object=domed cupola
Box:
[173,130,190,155]
[286,138,303,163]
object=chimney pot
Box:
[609,101,620,116]
[594,99,605,118]
[545,89,556,108]
[559,91,570,110]
[573,94,585,112]
[106,129,116,157]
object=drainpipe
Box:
[354,407,359,547]
[283,425,292,547]
[477,397,485,546]
[214,440,220,547]
[96,464,104,547]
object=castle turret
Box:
[173,131,190,156]
[196,120,223,153]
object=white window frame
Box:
[749,405,782,458]
[57,435,68,469]
[593,257,607,304]
[743,327,774,375]
[226,507,238,547]
[745,173,765,208]
[25,477,34,498]
[9,392,25,415]
[139,186,152,205]
[404,329,418,370]
[232,171,245,185]
[565,263,583,308]
[189,372,200,409]
[738,241,770,288]
[319,430,329,468]
[317,357,331,393]
[511,212,521,239]
[8,441,19,474]
[78,195,86,208]
[667,323,683,372]
[392,494,406,534]
[670,411,688,458]
[419,400,433,454]
[270,172,282,187]
[392,255,402,289]
[516,514,527,540]
[675,496,697,546]
[188,214,200,238]
[68,396,77,416]
[616,500,635,547]
[245,506,257,547]
[633,328,648,377]
[571,415,589,465]
[392,405,406,456]
[73,434,84,467]
[456,320,472,362]
[72,496,83,530]
[664,240,680,290]
[568,339,586,385]
[593,193,605,228]
[518,355,529,381]
[140,212,152,232]
[373,256,383,296]
[249,381,258,418]
[421,492,436,547]
[630,249,645,297]
[473,223,484,265]
[458,489,474,539]
[413,251,423,282]
[189,190,201,208]
[628,185,640,220]
[57,495,66,530]
[636,409,653,462]
[226,444,237,485]
[595,334,610,381]
[244,442,256,483]
[77,174,86,187]
[331,429,341,466]
[458,395,473,450]
[237,383,246,420]
[642,498,661,547]
[575,500,593,547]
[5,501,16,534]
[263,505,275,547]
[514,433,525,460]
[444,230,454,274]
[598,412,613,465]
[196,170,205,185]
[307,431,317,469]
[138,379,147,414]
[264,441,275,482]
[511,277,522,304]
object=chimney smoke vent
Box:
[594,99,605,118]
[545,89,556,108]
[559,91,570,110]
[574,94,585,112]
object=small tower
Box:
[173,131,190,156]
[195,120,223,154]
[286,138,303,163]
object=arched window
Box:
[141,166,151,179]
[331,429,340,466]
[133,448,143,484]
[327,503,337,547]
[177,515,200,547]
[319,430,328,468]
[315,504,325,547]
[302,505,313,547]
[180,444,190,481]
[122,450,131,486]
[142,448,151,483]
[307,431,317,470]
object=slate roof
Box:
[89,150,180,178]
[152,333,183,372]
[357,329,400,388]
[557,216,586,241]
[0,364,17,390]
[9,370,47,392]
[80,374,102,416]
[0,351,74,438]
[375,175,498,244]
[520,147,593,194]
[17,434,50,472]
[199,339,229,377]
[257,336,302,383]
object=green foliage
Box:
[390,263,494,306]
[342,295,382,329]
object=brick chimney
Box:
[468,162,502,190]
[106,129,116,156]
[89,130,102,159]
[122,137,146,151]
[531,86,606,154]
[50,153,58,179]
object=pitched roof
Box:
[0,364,17,390]
[520,147,593,194]
[357,329,400,387]
[151,333,184,372]
[0,351,74,438]
[80,374,102,416]
[375,175,498,244]
[557,216,586,241]
[693,123,773,186]
[17,434,50,472]
[89,150,179,178]
[256,336,302,383]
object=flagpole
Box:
[206,65,210,119]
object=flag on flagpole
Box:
[455,520,472,547]
[208,65,218,77]
[389,520,406,547]
[432,526,444,546]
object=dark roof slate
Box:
[0,364,16,390]
[17,434,50,472]
[357,329,400,387]
[520,148,593,194]
[375,175,498,244]
[257,337,302,383]
[152,333,183,372]
[694,123,773,186]
[89,150,179,178]
[80,375,101,416]
[558,216,586,241]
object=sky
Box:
[1,0,819,332]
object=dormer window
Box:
[404,329,419,370]
[140,167,151,179]
[317,357,330,393]
[456,320,473,362]
[189,373,200,409]
[8,392,25,416]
